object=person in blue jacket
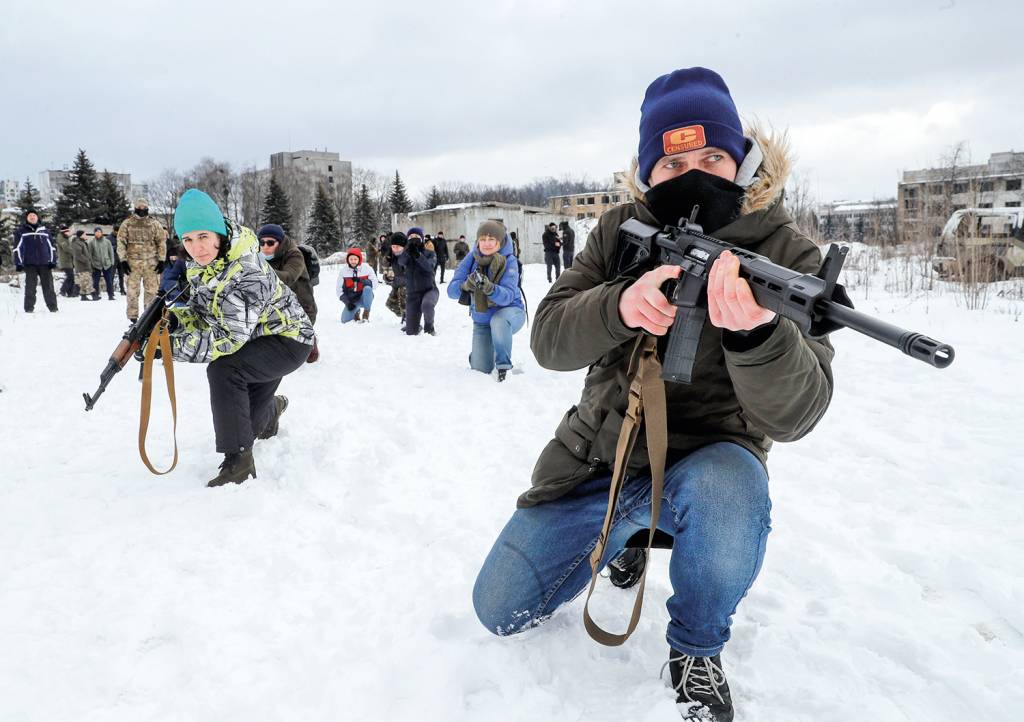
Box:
[447,220,526,382]
[12,210,58,313]
[159,239,188,306]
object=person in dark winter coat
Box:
[13,211,58,312]
[559,221,576,269]
[542,222,561,282]
[453,235,470,262]
[70,231,94,301]
[88,227,117,300]
[394,226,439,335]
[366,237,381,275]
[162,189,314,487]
[337,247,378,323]
[258,224,319,363]
[159,242,188,306]
[55,227,76,297]
[383,231,408,322]
[473,67,838,722]
[447,221,525,381]
[434,231,450,283]
[109,229,125,295]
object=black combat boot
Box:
[497,369,507,382]
[257,395,289,440]
[608,548,647,589]
[663,651,734,721]
[207,449,257,487]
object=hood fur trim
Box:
[626,122,793,216]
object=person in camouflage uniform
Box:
[71,231,94,301]
[117,198,166,321]
[383,232,408,323]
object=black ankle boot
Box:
[663,651,733,721]
[608,547,647,589]
[497,369,507,382]
[257,396,289,440]
[207,449,256,487]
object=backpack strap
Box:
[582,334,668,646]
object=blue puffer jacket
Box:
[13,222,56,267]
[447,234,524,323]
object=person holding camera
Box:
[383,232,408,325]
[337,247,378,323]
[394,226,439,335]
[471,68,836,721]
[447,221,525,382]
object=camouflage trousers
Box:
[126,267,161,320]
[74,271,93,296]
[385,285,406,319]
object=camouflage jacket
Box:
[117,215,165,264]
[169,222,315,364]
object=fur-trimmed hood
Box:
[627,122,793,217]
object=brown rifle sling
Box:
[582,334,668,646]
[139,315,179,475]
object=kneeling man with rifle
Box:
[471,68,953,721]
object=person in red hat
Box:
[337,246,378,323]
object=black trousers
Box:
[562,248,574,270]
[545,252,561,282]
[92,267,115,298]
[207,335,312,453]
[405,287,439,335]
[59,268,76,296]
[24,265,58,312]
[436,262,447,283]
[115,263,126,293]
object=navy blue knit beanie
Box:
[256,224,285,242]
[406,226,424,239]
[637,67,746,185]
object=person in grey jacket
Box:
[88,227,116,300]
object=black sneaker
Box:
[207,449,257,487]
[497,369,507,382]
[608,548,647,589]
[257,395,288,440]
[662,651,734,721]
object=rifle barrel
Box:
[818,300,954,368]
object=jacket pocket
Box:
[554,405,592,461]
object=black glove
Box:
[120,260,131,275]
[155,261,166,273]
[15,265,23,272]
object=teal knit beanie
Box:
[174,188,227,238]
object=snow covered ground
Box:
[0,260,1021,721]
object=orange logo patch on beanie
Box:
[663,125,707,155]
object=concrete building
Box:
[1,179,21,208]
[548,172,631,220]
[816,199,898,245]
[38,169,132,206]
[898,151,1024,241]
[396,201,574,265]
[267,149,353,243]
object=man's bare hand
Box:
[618,264,681,335]
[707,250,776,331]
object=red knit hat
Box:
[346,247,363,263]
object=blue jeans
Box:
[471,306,526,372]
[340,287,374,323]
[473,442,771,656]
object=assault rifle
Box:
[83,288,179,410]
[615,210,955,383]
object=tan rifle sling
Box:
[139,314,179,475]
[582,334,668,646]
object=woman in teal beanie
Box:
[165,188,315,487]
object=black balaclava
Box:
[135,207,149,217]
[644,169,745,234]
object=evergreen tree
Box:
[353,184,377,242]
[388,170,412,215]
[96,171,131,226]
[16,178,42,213]
[55,149,102,227]
[425,185,443,210]
[305,184,341,255]
[261,176,292,233]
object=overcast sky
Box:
[4,0,1020,203]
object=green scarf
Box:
[473,251,507,313]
